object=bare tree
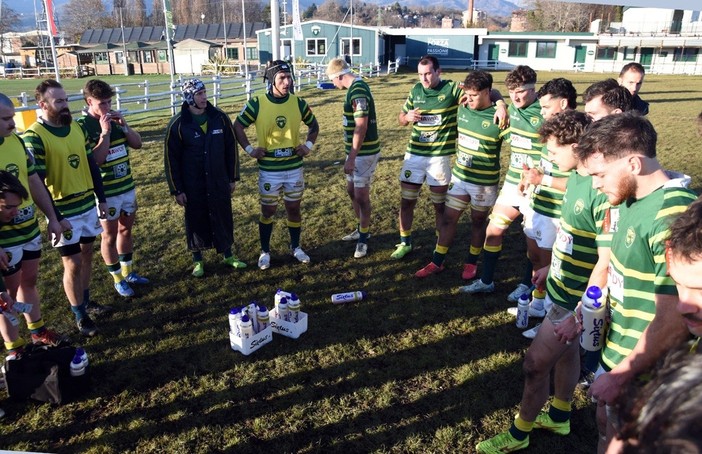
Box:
[60,0,115,42]
[313,0,345,23]
[150,0,164,26]
[125,0,148,27]
[525,0,620,32]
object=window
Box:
[595,47,616,60]
[341,37,361,56]
[115,51,124,64]
[143,51,154,63]
[95,52,109,63]
[226,48,239,60]
[306,38,326,56]
[158,50,168,62]
[508,41,528,57]
[246,47,257,60]
[623,46,636,60]
[535,41,556,58]
[673,48,698,62]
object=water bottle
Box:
[257,304,270,331]
[228,307,241,336]
[277,297,289,321]
[580,286,606,351]
[70,353,86,377]
[288,293,301,323]
[331,291,366,304]
[516,293,529,329]
[238,314,254,339]
[274,289,292,311]
[247,301,259,333]
[11,301,33,313]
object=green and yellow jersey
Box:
[343,78,380,156]
[453,104,506,186]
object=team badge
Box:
[109,207,117,217]
[5,163,19,177]
[482,120,490,129]
[264,183,271,191]
[574,199,584,215]
[68,154,80,169]
[64,229,73,241]
[276,116,286,128]
[530,117,540,126]
[404,170,412,179]
[625,227,636,248]
[438,94,446,102]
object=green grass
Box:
[1,69,700,453]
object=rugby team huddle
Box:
[0,56,700,452]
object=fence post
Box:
[115,86,123,111]
[143,80,150,110]
[212,74,221,107]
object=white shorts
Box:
[103,188,137,221]
[495,181,527,209]
[259,168,305,205]
[399,153,451,186]
[447,177,498,210]
[4,234,41,268]
[52,209,103,247]
[523,211,559,249]
[346,154,379,189]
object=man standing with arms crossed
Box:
[23,80,109,336]
[77,79,148,298]
[414,70,505,277]
[326,57,380,259]
[235,61,319,270]
[0,94,69,355]
[576,113,696,453]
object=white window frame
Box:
[306,38,326,57]
[340,37,361,57]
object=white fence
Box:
[11,60,389,122]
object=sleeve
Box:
[21,130,46,179]
[222,112,240,183]
[164,116,184,195]
[401,87,414,114]
[298,98,316,126]
[235,98,258,128]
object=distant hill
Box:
[8,0,521,32]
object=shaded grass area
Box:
[0,70,700,453]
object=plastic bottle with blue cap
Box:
[580,285,606,351]
[516,293,530,328]
[288,293,301,323]
[331,291,366,304]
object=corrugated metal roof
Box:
[79,22,266,45]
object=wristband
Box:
[245,145,254,155]
[542,175,553,187]
[305,140,314,150]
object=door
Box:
[640,47,654,70]
[488,44,500,62]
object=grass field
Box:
[0,69,701,453]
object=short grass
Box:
[1,69,701,453]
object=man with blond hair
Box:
[326,57,380,259]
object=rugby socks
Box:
[27,318,46,335]
[480,244,502,285]
[71,302,89,321]
[509,416,534,441]
[287,219,301,249]
[400,230,412,246]
[82,289,90,306]
[432,245,449,267]
[549,398,572,423]
[4,338,26,354]
[119,253,133,277]
[223,249,233,259]
[107,262,126,283]
[466,245,482,265]
[359,225,370,244]
[192,251,203,262]
[259,215,274,253]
